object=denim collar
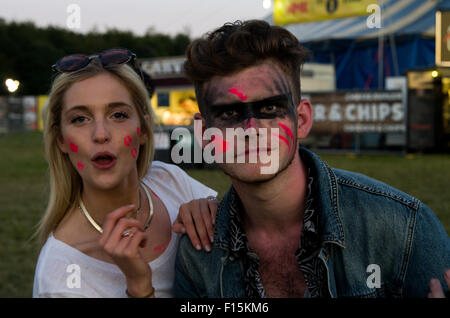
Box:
[214,146,346,251]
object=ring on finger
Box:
[122,228,133,238]
[207,196,217,202]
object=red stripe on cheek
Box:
[212,135,229,154]
[137,127,140,136]
[77,161,84,171]
[272,133,290,149]
[278,123,294,140]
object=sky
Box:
[2,0,273,38]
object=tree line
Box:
[0,18,191,95]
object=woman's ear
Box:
[296,99,313,139]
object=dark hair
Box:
[184,20,309,113]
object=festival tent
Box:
[266,0,450,90]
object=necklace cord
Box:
[79,182,154,234]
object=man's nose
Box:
[244,117,258,130]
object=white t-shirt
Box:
[33,161,217,298]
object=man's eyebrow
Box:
[64,102,133,115]
[210,94,289,109]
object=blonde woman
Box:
[33,48,217,298]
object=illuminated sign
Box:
[436,10,450,67]
[273,0,378,25]
[305,90,405,134]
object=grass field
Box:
[0,131,449,297]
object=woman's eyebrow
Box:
[64,105,90,116]
[64,102,133,115]
[107,102,133,110]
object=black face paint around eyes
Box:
[208,94,293,125]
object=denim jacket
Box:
[174,147,450,298]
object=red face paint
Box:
[228,87,247,101]
[245,117,256,130]
[70,143,78,153]
[211,135,229,154]
[278,123,294,140]
[124,136,132,147]
[153,242,168,253]
[77,161,84,171]
[67,136,78,153]
[136,127,140,136]
[272,133,290,149]
[131,147,137,159]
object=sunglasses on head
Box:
[52,48,136,73]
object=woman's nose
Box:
[92,121,111,143]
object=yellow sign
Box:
[436,10,450,67]
[151,89,199,126]
[274,0,378,25]
[37,95,49,131]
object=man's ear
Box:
[296,99,313,139]
[55,126,68,154]
[193,112,208,149]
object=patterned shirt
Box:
[219,169,330,298]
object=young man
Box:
[173,20,450,298]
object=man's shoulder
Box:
[177,234,227,259]
[176,234,230,280]
[331,167,421,210]
[301,146,421,212]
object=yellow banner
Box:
[274,0,379,25]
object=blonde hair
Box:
[35,59,155,248]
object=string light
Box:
[263,0,272,10]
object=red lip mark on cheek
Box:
[77,161,84,171]
[67,136,78,153]
[228,87,247,101]
[70,143,78,153]
[124,136,132,147]
[131,147,137,159]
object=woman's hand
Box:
[172,196,218,252]
[427,269,450,298]
[99,204,153,297]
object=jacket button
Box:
[229,255,235,261]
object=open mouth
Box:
[91,152,117,169]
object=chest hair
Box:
[251,241,307,298]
